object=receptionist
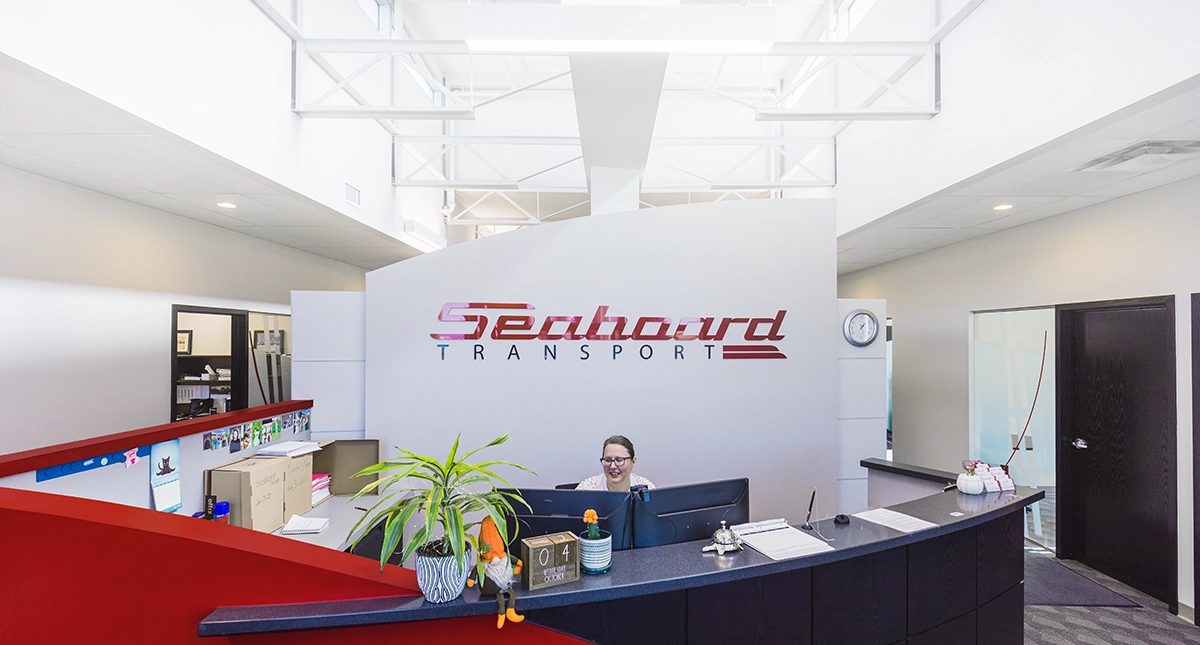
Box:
[576,435,655,492]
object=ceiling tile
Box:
[1079,155,1200,197]
[855,227,956,250]
[837,247,893,263]
[118,193,253,228]
[979,196,1109,229]
[161,193,283,217]
[877,194,980,227]
[1006,170,1140,197]
[870,248,923,264]
[0,101,79,134]
[1146,115,1200,140]
[1091,87,1200,140]
[0,133,229,193]
[838,224,900,248]
[0,69,147,134]
[95,134,280,193]
[0,142,146,194]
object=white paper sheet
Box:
[256,440,322,457]
[281,515,330,535]
[852,508,938,533]
[732,519,835,560]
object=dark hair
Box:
[602,435,635,459]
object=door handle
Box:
[1072,438,1089,450]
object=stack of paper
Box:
[971,462,1015,491]
[312,473,331,505]
[731,518,835,560]
[852,508,939,533]
[257,441,322,457]
[281,515,329,535]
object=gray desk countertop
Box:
[200,487,1042,636]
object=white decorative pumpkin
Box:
[957,473,985,495]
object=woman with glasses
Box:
[575,435,655,492]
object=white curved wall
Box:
[364,198,838,522]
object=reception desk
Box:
[201,487,1041,644]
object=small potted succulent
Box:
[349,433,531,603]
[578,508,612,574]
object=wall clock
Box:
[843,309,879,347]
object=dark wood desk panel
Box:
[686,568,812,645]
[908,526,977,636]
[813,545,906,645]
[200,489,1041,643]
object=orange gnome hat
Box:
[479,516,507,561]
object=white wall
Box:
[177,312,233,357]
[292,291,367,441]
[0,0,444,241]
[837,174,1200,610]
[363,199,839,523]
[836,299,887,514]
[0,165,365,454]
[835,0,1200,233]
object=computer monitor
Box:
[631,478,750,548]
[497,488,634,551]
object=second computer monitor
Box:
[497,487,634,551]
[631,478,750,548]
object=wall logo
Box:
[430,302,788,361]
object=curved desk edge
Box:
[198,488,1043,637]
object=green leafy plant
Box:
[348,433,533,576]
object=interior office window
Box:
[249,312,292,407]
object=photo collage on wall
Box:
[201,410,312,454]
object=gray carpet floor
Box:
[1024,543,1200,644]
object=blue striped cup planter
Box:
[415,550,471,603]
[578,530,612,574]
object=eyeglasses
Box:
[600,457,630,466]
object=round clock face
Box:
[844,310,879,347]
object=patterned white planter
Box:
[415,550,471,603]
[578,530,612,574]
[957,473,985,495]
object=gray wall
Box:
[0,165,365,453]
[837,174,1200,607]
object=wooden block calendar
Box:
[520,531,580,591]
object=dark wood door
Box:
[1057,296,1176,610]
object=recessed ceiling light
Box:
[216,202,237,209]
[993,204,1013,211]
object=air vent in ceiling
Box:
[1072,140,1200,173]
[344,182,362,207]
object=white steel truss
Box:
[288,37,937,124]
[395,136,835,191]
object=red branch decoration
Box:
[1004,330,1048,471]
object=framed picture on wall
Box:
[253,330,285,352]
[176,330,193,355]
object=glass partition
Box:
[972,308,1055,549]
[248,312,291,407]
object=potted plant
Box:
[349,433,532,603]
[578,508,612,574]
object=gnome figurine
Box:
[467,516,524,628]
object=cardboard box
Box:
[208,457,287,532]
[308,439,380,496]
[261,453,313,520]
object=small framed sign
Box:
[520,531,579,591]
[176,330,193,355]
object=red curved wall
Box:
[0,488,584,644]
